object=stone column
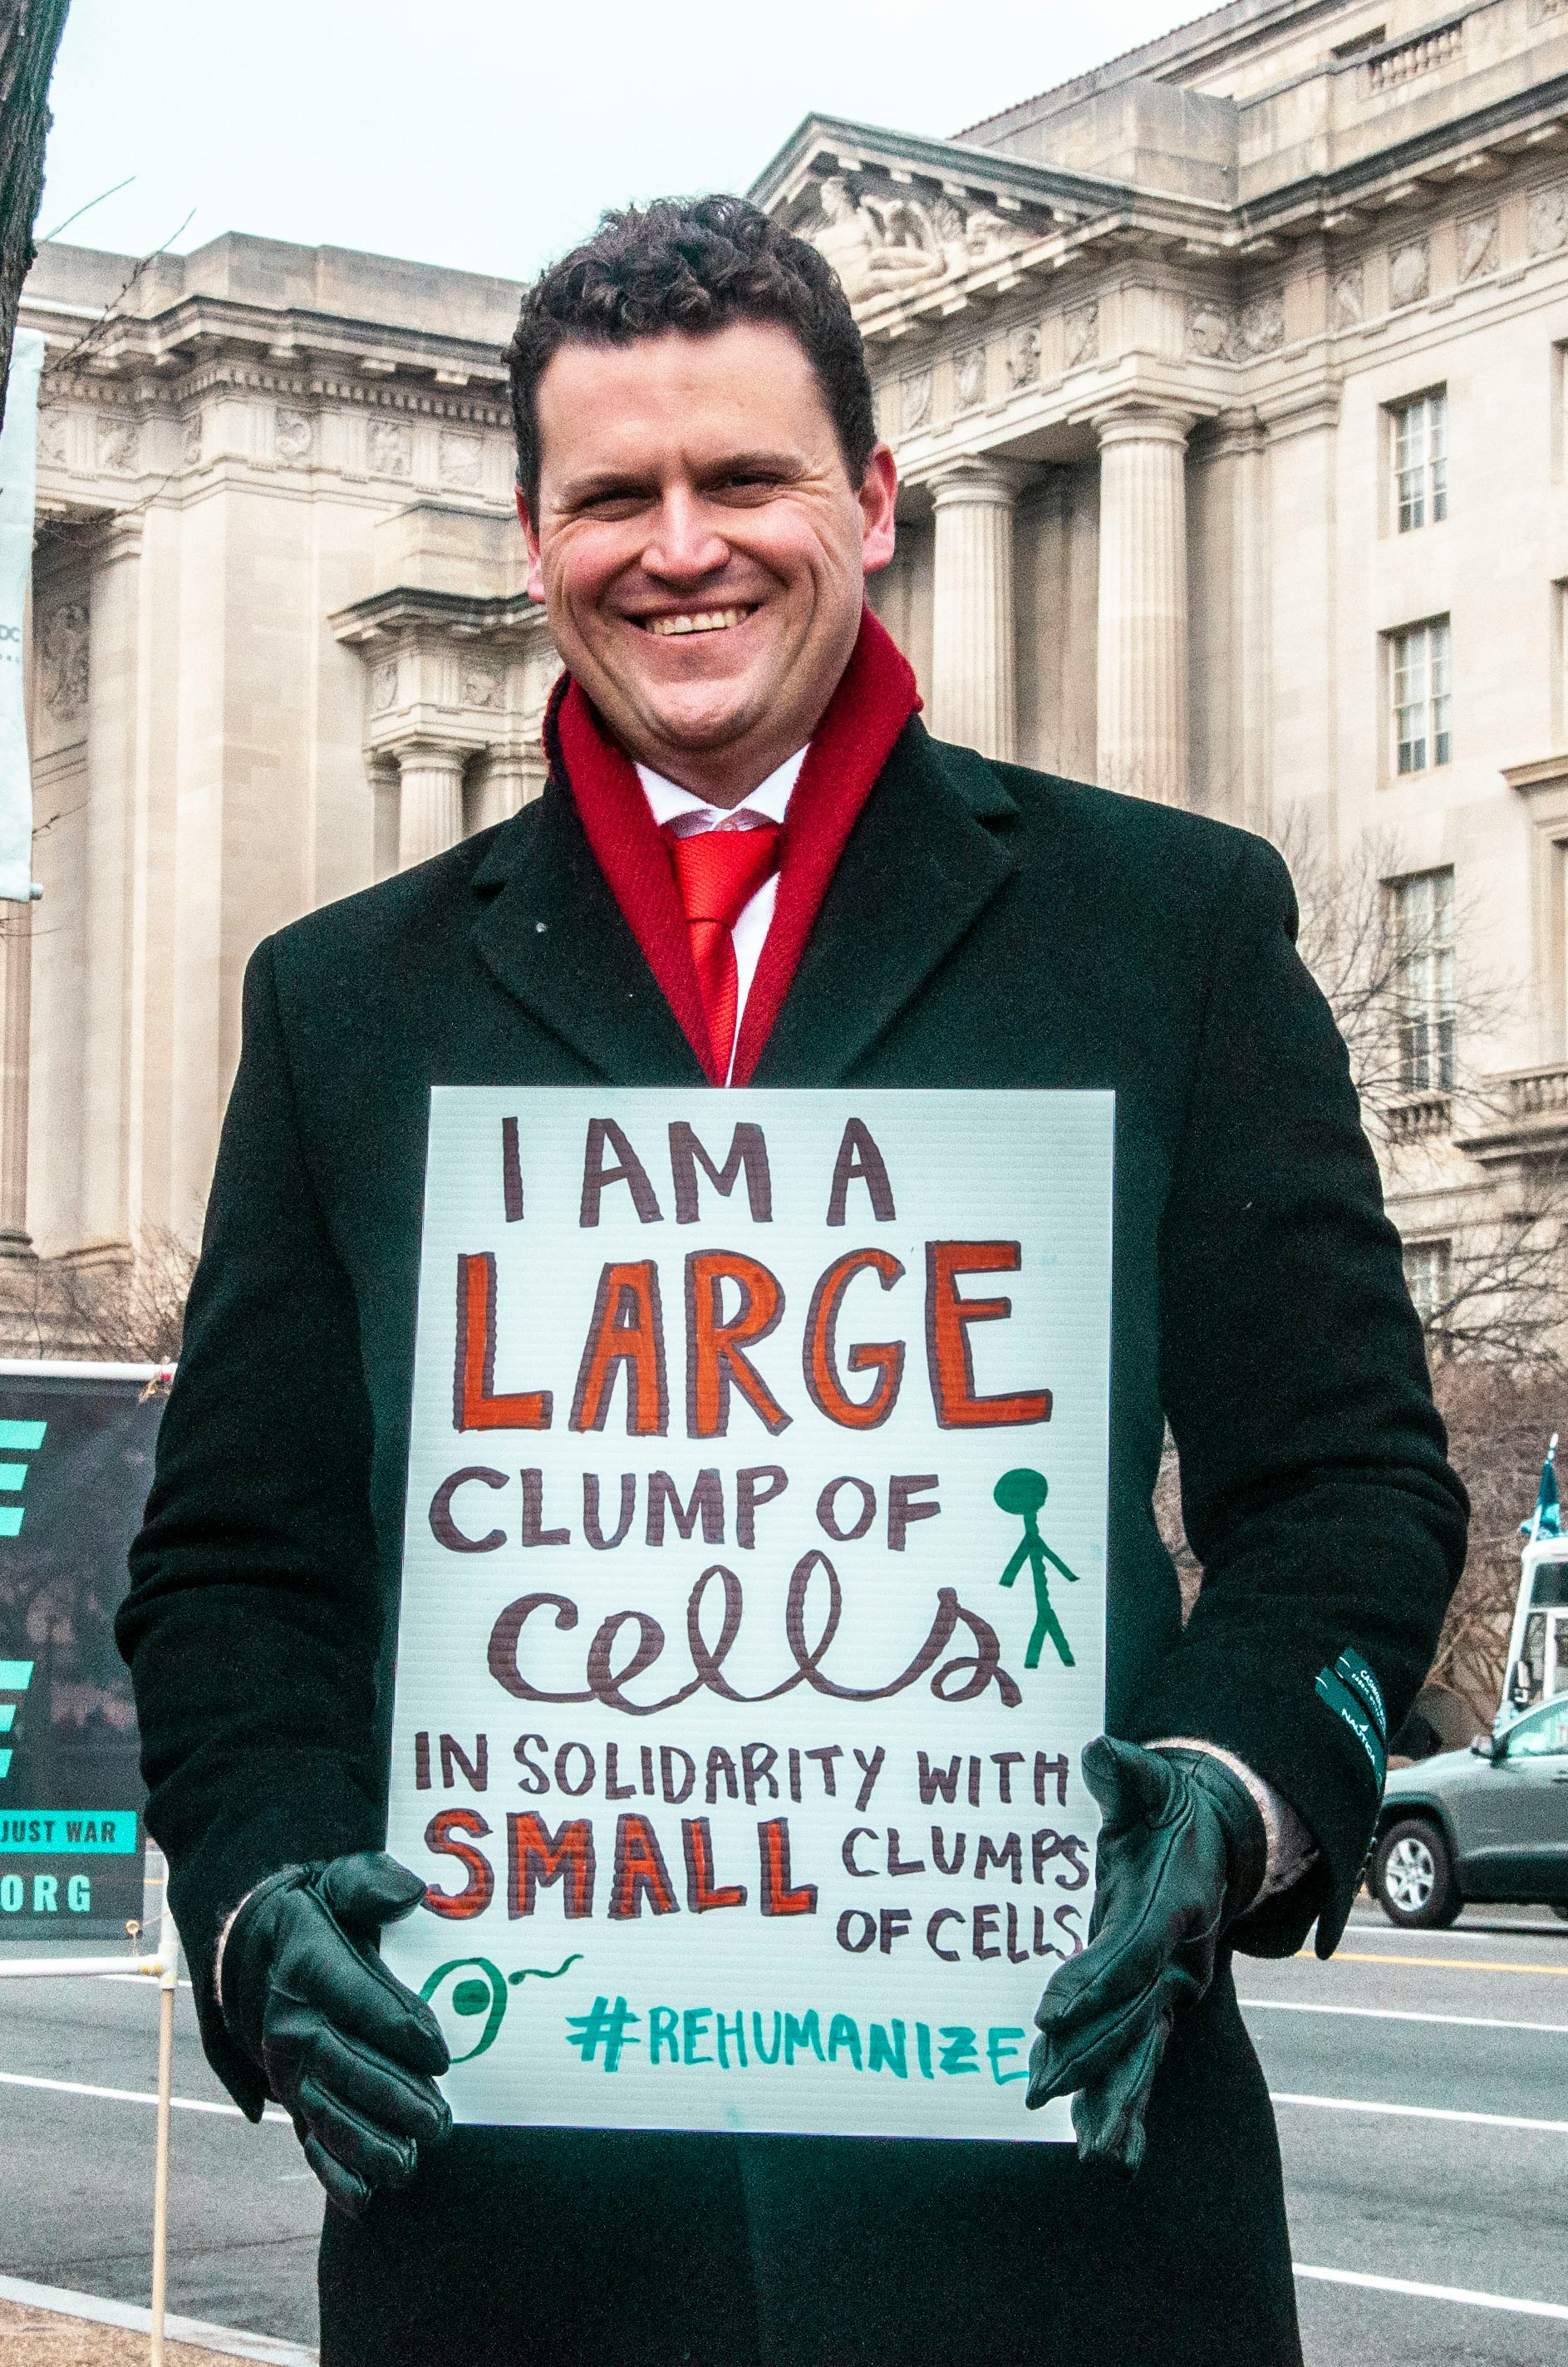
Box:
[1093,402,1194,804]
[929,459,1027,760]
[466,750,544,835]
[1190,408,1270,832]
[0,903,32,1256]
[80,511,145,1257]
[396,742,467,870]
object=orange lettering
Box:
[924,1242,1051,1430]
[570,1260,668,1434]
[803,1248,905,1429]
[684,1251,791,1437]
[453,1253,552,1431]
[423,1808,494,1920]
[508,1812,596,1918]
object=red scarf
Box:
[550,607,921,1085]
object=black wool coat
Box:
[119,716,1467,2367]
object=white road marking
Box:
[1271,2089,1568,2134]
[0,2067,290,2123]
[1295,2265,1568,2322]
[12,2058,1562,2140]
[1241,1997,1568,2037]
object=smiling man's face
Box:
[519,321,898,806]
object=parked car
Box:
[1372,1691,1568,1927]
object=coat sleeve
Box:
[1127,832,1468,1956]
[116,938,387,2109]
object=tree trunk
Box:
[0,0,71,435]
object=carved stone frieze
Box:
[1187,296,1238,362]
[802,172,1037,312]
[1240,293,1285,354]
[179,357,509,428]
[275,407,312,464]
[367,417,411,478]
[1330,264,1365,330]
[371,659,399,713]
[183,413,202,467]
[40,603,89,721]
[1005,322,1040,389]
[901,369,933,434]
[1389,240,1430,308]
[439,430,482,488]
[953,347,986,411]
[95,416,139,474]
[461,662,503,709]
[1064,303,1099,370]
[36,411,66,469]
[1459,214,1499,282]
[1528,186,1568,258]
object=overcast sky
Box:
[37,0,1207,285]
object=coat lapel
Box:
[751,721,1020,1085]
[469,775,706,1083]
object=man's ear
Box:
[515,484,546,605]
[858,443,899,576]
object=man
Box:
[119,197,1466,2366]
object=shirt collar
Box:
[636,746,807,834]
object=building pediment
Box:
[751,114,1147,342]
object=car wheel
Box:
[1374,1819,1461,1928]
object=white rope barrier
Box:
[0,1860,180,2365]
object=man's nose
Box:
[641,489,730,584]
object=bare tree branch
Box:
[0,0,71,432]
[5,1224,194,1365]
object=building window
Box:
[1393,390,1448,531]
[1403,1238,1452,1333]
[1392,618,1452,773]
[1390,868,1456,1090]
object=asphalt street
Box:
[1,1901,1565,2364]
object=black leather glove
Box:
[220,1850,452,2218]
[1027,1736,1267,2174]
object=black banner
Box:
[0,1365,165,1936]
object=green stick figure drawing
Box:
[994,1468,1080,1671]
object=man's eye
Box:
[577,490,648,517]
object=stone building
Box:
[13,0,1568,1332]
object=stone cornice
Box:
[27,353,514,430]
[20,289,511,402]
[1503,752,1568,796]
[753,72,1568,359]
[329,585,544,648]
[750,111,1132,230]
[1234,74,1568,247]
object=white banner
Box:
[0,329,44,907]
[382,1086,1113,2143]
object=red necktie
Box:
[663,823,782,1080]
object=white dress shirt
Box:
[636,747,806,1086]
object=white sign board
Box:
[383,1087,1113,2143]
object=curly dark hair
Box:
[505,194,876,510]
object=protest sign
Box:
[0,1362,165,1933]
[382,1088,1113,2142]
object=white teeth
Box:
[646,608,751,637]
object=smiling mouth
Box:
[642,607,756,637]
